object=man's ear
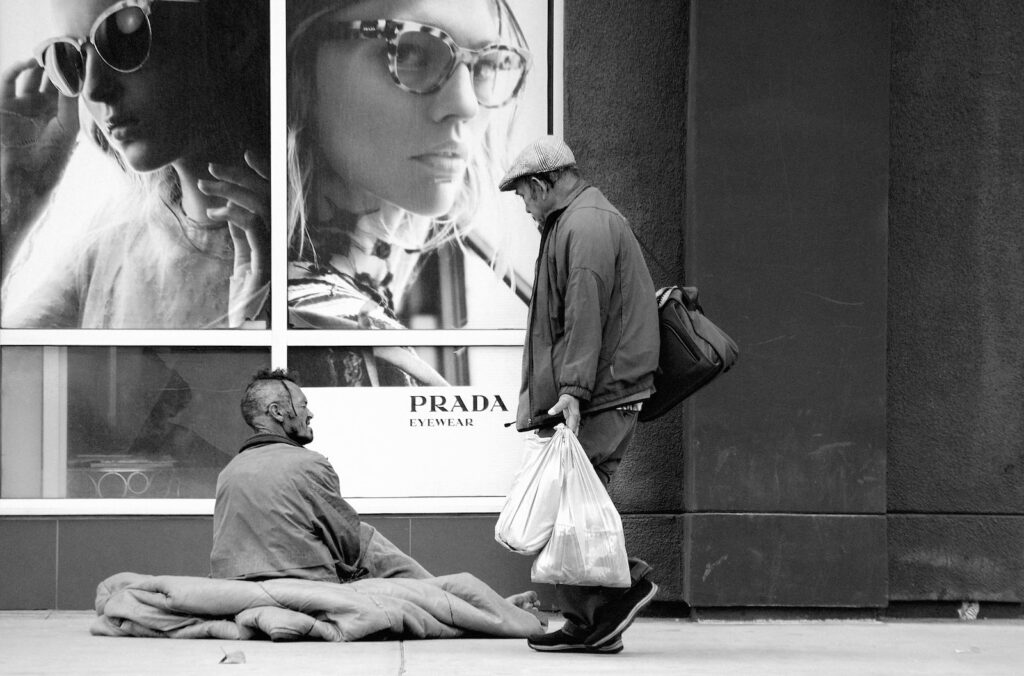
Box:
[267,402,284,423]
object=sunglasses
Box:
[33,0,200,97]
[323,19,532,109]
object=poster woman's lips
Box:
[105,115,139,141]
[411,144,469,178]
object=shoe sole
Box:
[527,638,624,654]
[588,581,659,648]
[598,638,624,653]
[527,640,586,652]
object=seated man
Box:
[211,369,540,615]
[211,368,434,582]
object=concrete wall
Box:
[888,0,1024,602]
[565,0,1023,608]
[680,0,891,606]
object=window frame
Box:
[0,0,563,517]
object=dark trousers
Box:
[536,406,648,632]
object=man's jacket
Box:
[210,434,364,583]
[517,182,659,431]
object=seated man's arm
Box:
[308,458,365,581]
[356,523,433,580]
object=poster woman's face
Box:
[314,0,501,217]
[48,0,213,172]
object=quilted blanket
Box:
[92,572,543,641]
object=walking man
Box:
[499,136,661,653]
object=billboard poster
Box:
[285,0,555,508]
[308,385,523,498]
[296,344,525,506]
[286,0,547,333]
[0,0,549,335]
[0,0,272,329]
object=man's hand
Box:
[198,150,270,326]
[548,393,580,435]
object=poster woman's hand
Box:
[199,151,270,327]
[1,59,80,264]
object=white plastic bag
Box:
[494,429,564,554]
[530,427,631,588]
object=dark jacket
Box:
[516,182,660,431]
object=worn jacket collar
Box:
[542,180,591,232]
[238,433,303,454]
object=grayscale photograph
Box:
[0,0,1021,674]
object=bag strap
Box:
[655,286,677,309]
[632,229,674,278]
[655,285,704,313]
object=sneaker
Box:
[526,627,624,654]
[527,627,586,652]
[584,578,659,647]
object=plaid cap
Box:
[498,135,576,191]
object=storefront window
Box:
[0,0,556,514]
[1,347,268,499]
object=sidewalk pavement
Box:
[1,611,1021,676]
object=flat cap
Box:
[498,135,576,191]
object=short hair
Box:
[524,165,579,191]
[240,368,300,430]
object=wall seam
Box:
[54,519,60,610]
[888,512,1024,518]
[665,511,887,517]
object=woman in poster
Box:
[0,0,270,328]
[286,0,534,385]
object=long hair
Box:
[286,0,530,264]
[90,0,271,212]
[2,0,271,323]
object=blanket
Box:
[92,572,543,641]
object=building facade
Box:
[1,0,1022,615]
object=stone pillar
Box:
[888,0,1024,604]
[683,0,890,606]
